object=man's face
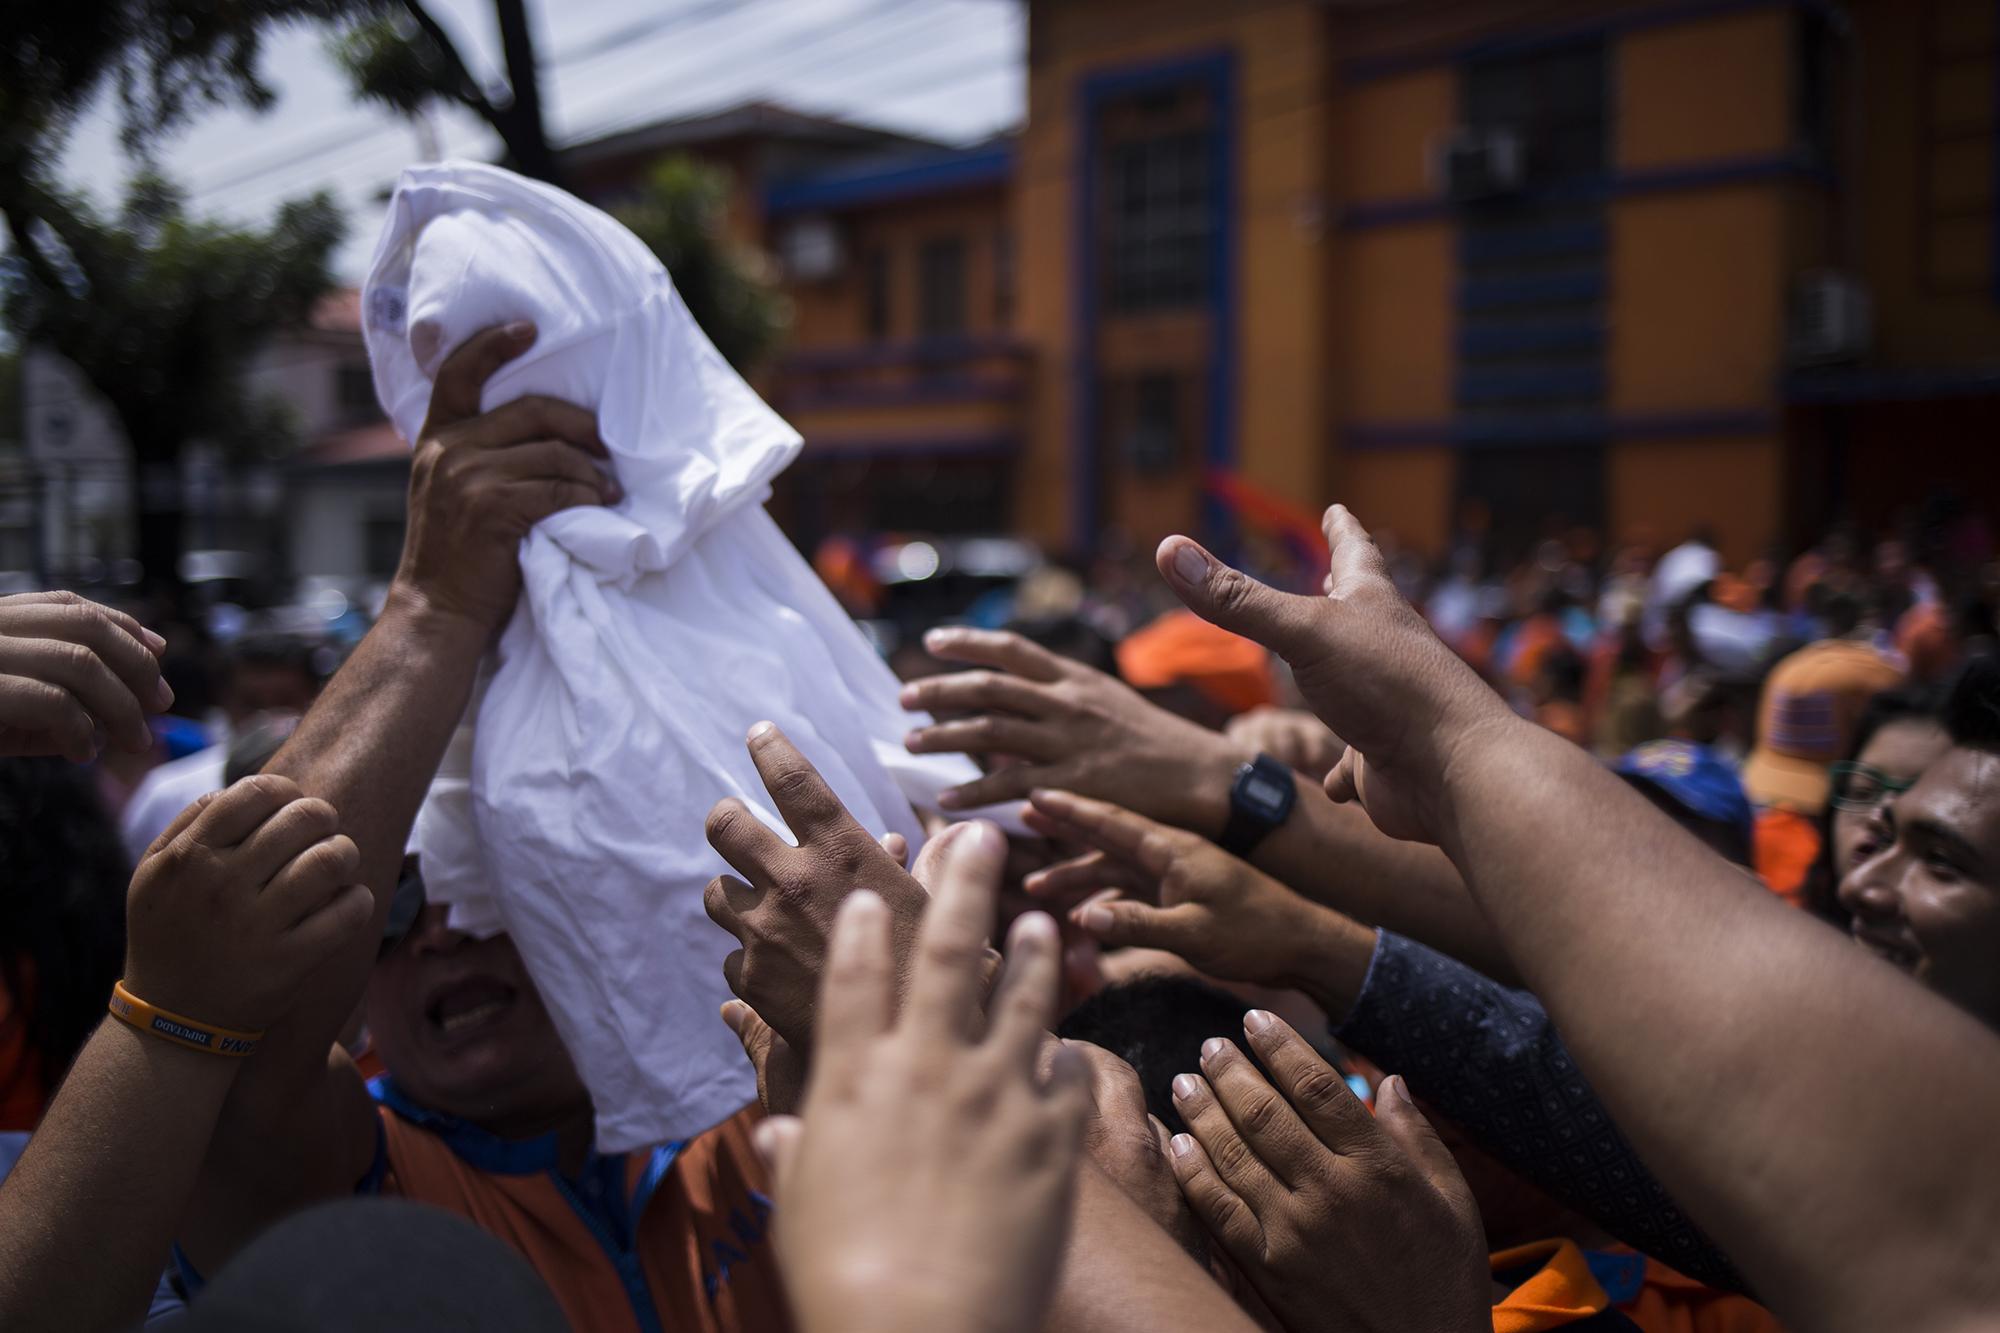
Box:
[366,906,589,1135]
[1830,718,1951,877]
[1837,746,2000,1027]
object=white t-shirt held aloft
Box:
[362,161,982,1150]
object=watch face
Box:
[1242,774,1287,815]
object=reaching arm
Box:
[901,628,1514,982]
[713,737,1261,1333]
[1021,786,1739,1284]
[180,322,617,1271]
[1333,931,1742,1291]
[1153,505,2000,1333]
[0,776,368,1332]
[1043,1160,1263,1333]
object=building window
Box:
[1106,371,1186,475]
[918,237,967,338]
[864,249,891,340]
[335,362,377,422]
[1099,84,1214,312]
[1461,38,1606,186]
[1917,0,1997,295]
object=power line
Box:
[189,0,1017,212]
[556,0,932,143]
[188,0,777,203]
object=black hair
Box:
[1057,973,1281,1136]
[0,759,129,1095]
[1006,613,1118,676]
[1854,680,1956,761]
[1944,655,2000,750]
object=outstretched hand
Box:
[1022,789,1368,999]
[753,824,1090,1333]
[0,591,171,761]
[125,775,374,1034]
[1156,506,1510,844]
[899,627,1250,838]
[1169,1011,1492,1333]
[703,722,938,1054]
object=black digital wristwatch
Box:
[1219,753,1296,858]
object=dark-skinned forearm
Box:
[0,1021,237,1332]
[1168,738,1511,984]
[1256,785,1516,986]
[1043,1161,1261,1333]
[185,586,490,1263]
[1438,715,2000,1332]
[245,584,488,1081]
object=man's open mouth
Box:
[426,978,519,1038]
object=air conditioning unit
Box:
[1790,272,1871,364]
[779,217,843,281]
[1431,127,1526,202]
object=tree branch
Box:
[397,0,501,126]
[1,205,67,298]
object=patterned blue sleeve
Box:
[1334,930,1745,1293]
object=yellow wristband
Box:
[108,981,263,1058]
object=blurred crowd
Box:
[1,408,1997,1333]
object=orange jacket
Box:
[372,1086,790,1333]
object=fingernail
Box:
[898,686,920,707]
[937,788,966,810]
[747,721,775,741]
[903,729,924,749]
[1077,904,1113,934]
[1172,543,1210,588]
[1243,1008,1275,1036]
[1172,1073,1200,1101]
[751,1120,781,1162]
[1170,1133,1195,1159]
[1385,1074,1414,1106]
[504,320,535,340]
[153,678,175,710]
[1201,1037,1228,1063]
[961,820,1003,855]
[140,628,166,653]
[922,628,950,650]
[1016,911,1057,944]
[719,1001,745,1034]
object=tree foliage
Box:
[613,157,789,375]
[0,1,359,589]
[3,175,344,461]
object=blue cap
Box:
[1614,740,1754,839]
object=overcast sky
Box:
[56,0,1024,278]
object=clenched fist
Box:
[125,775,373,1033]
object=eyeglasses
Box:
[1828,762,1916,813]
[379,855,428,958]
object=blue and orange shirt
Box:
[1492,1240,1638,1330]
[1580,1246,1783,1333]
[363,1078,791,1333]
[173,1080,791,1333]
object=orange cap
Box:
[1741,640,1904,815]
[1116,609,1276,715]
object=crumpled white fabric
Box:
[363,161,984,1149]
